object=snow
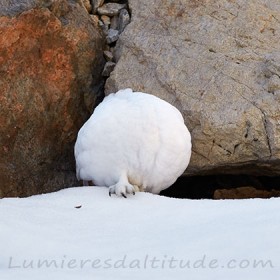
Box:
[74,88,192,195]
[0,186,279,280]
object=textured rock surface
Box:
[0,0,105,197]
[106,0,280,176]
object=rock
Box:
[91,0,104,14]
[0,0,35,16]
[109,9,130,33]
[103,50,114,61]
[97,3,126,16]
[110,15,119,30]
[82,0,92,13]
[0,0,105,198]
[214,187,280,199]
[98,19,108,34]
[102,61,116,76]
[106,0,280,176]
[101,15,110,26]
[90,14,99,25]
[106,28,119,44]
[118,9,130,33]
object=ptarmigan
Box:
[74,88,192,197]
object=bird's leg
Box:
[108,173,138,198]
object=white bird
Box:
[74,88,192,197]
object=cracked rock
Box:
[105,0,280,176]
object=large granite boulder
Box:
[106,0,280,176]
[0,0,105,197]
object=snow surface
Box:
[0,186,279,280]
[75,88,192,195]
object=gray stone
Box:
[106,0,280,176]
[102,61,116,77]
[118,9,130,33]
[0,0,37,16]
[109,9,130,33]
[97,3,126,16]
[106,28,119,44]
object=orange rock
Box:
[0,1,105,197]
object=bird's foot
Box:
[109,183,138,198]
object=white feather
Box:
[74,88,192,196]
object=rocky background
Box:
[106,0,280,177]
[0,0,106,197]
[1,0,280,198]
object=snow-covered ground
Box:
[0,186,279,280]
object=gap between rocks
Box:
[87,0,131,79]
[82,0,131,106]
